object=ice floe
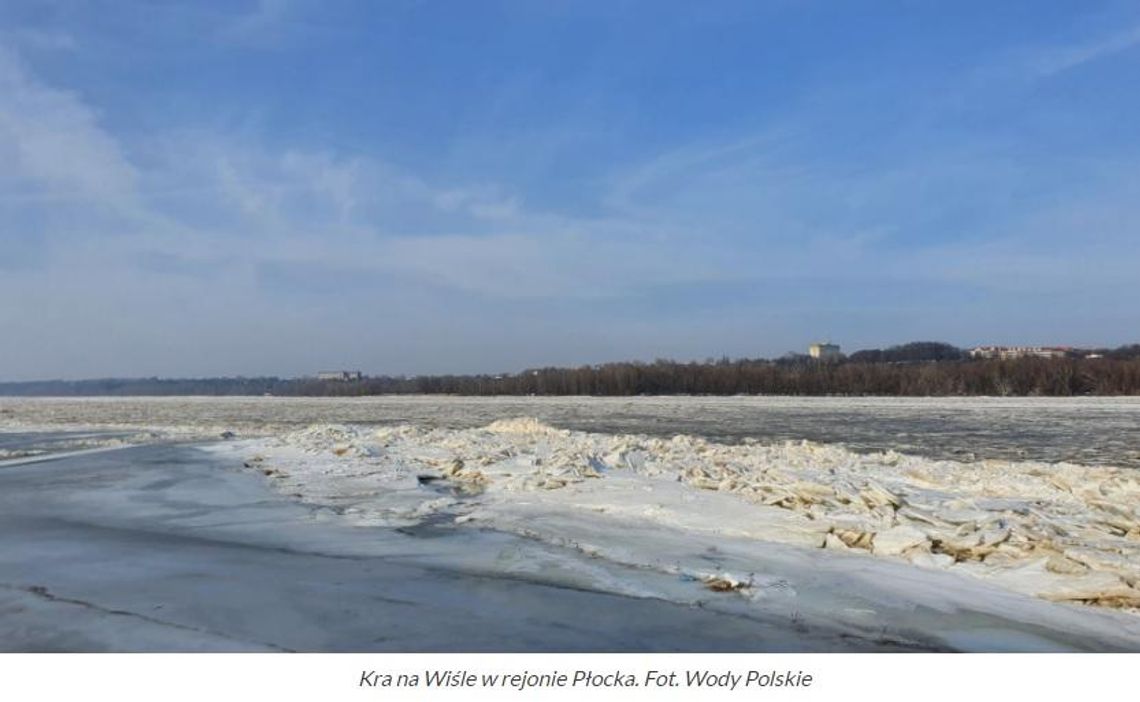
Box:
[230,417,1140,613]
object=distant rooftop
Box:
[316,370,363,381]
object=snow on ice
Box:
[231,416,1140,612]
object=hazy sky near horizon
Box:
[2,1,1139,380]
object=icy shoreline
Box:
[205,417,1140,618]
[4,421,1140,650]
[5,396,1140,648]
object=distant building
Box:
[809,342,842,361]
[317,370,363,381]
[969,346,1070,360]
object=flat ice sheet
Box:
[0,441,937,652]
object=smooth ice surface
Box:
[0,440,943,652]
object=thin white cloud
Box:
[219,0,292,38]
[1031,24,1140,76]
[603,131,793,216]
[0,47,139,209]
[1,28,78,52]
[2,31,1139,379]
[215,0,342,48]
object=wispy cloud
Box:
[3,1,1140,379]
[0,47,139,208]
[4,36,1135,323]
[218,0,294,41]
[1,28,78,52]
[1030,24,1140,76]
[215,0,347,47]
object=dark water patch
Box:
[395,511,461,538]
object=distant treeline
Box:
[4,343,1140,397]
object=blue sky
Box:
[2,1,1139,380]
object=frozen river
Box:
[3,439,914,652]
[3,435,1139,652]
[3,395,1138,468]
[2,396,1139,652]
